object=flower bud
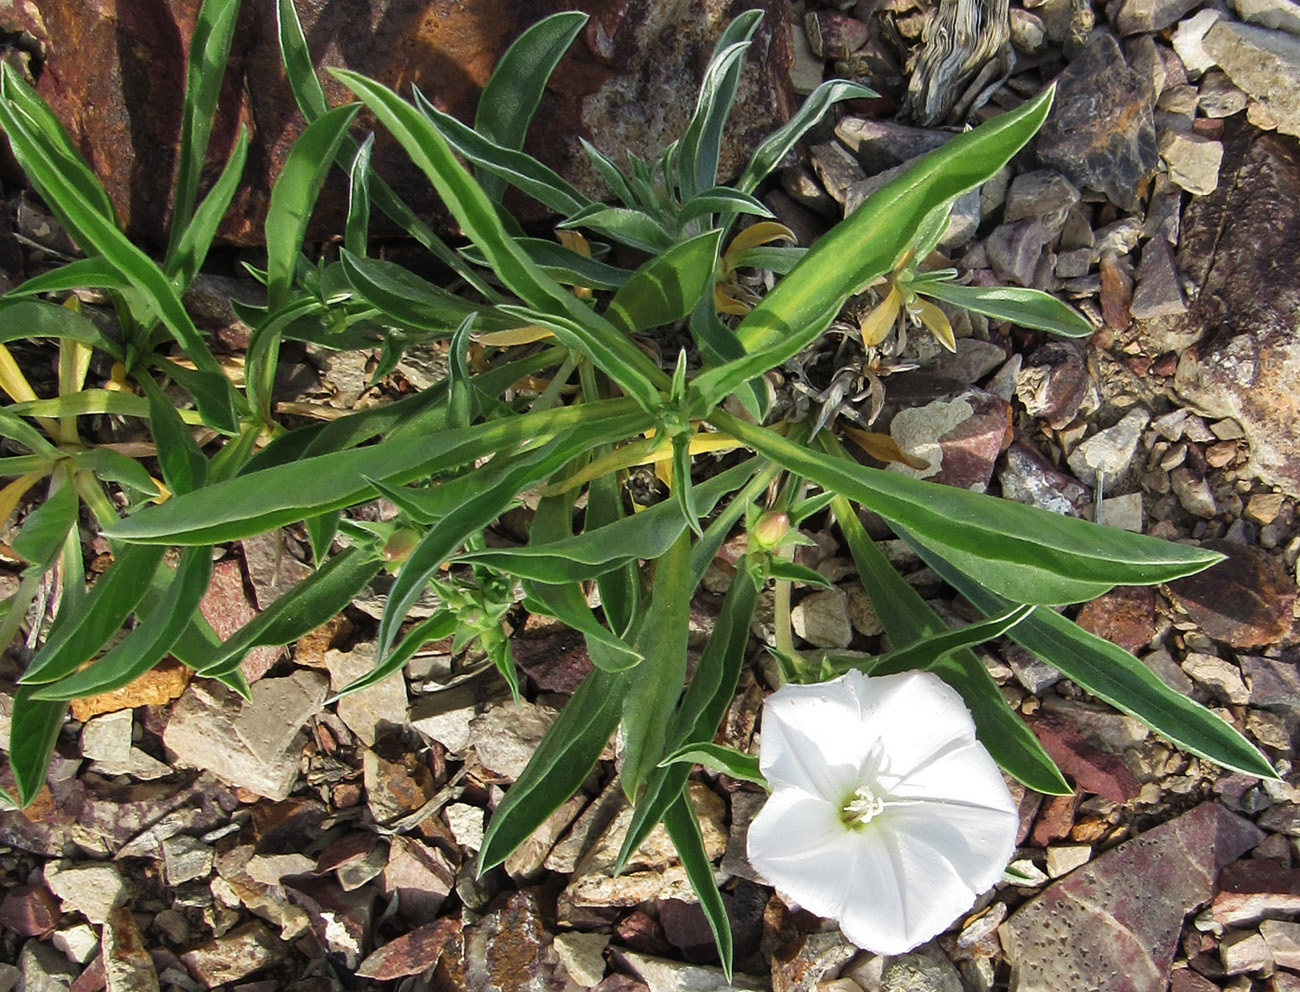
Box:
[751,511,790,551]
[382,529,421,564]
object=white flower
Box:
[746,669,1019,955]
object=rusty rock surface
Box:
[4,0,793,246]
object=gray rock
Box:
[880,946,963,992]
[889,388,1012,492]
[1035,34,1159,211]
[325,643,408,747]
[999,440,1092,516]
[81,710,133,776]
[1116,0,1204,34]
[1204,20,1300,137]
[1199,69,1250,117]
[1170,466,1218,517]
[1067,409,1153,487]
[986,218,1052,287]
[1173,8,1225,77]
[834,117,950,173]
[1160,130,1224,195]
[44,861,124,925]
[17,940,77,992]
[1260,919,1300,969]
[1173,131,1300,495]
[1182,653,1251,703]
[845,165,981,249]
[1130,237,1188,319]
[1098,491,1144,532]
[933,339,1008,385]
[468,699,559,780]
[1004,170,1082,224]
[810,141,867,205]
[616,951,767,992]
[408,676,504,755]
[791,586,854,649]
[1240,655,1300,715]
[1235,0,1300,36]
[161,834,213,886]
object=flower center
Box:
[841,785,887,829]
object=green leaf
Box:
[764,559,833,588]
[522,581,643,671]
[479,665,631,872]
[21,543,166,684]
[475,11,588,202]
[74,448,157,496]
[738,79,877,194]
[416,88,589,215]
[32,548,212,701]
[714,411,1222,603]
[137,373,207,496]
[11,472,77,570]
[158,359,241,436]
[333,609,457,699]
[659,742,766,787]
[559,204,676,254]
[0,407,59,459]
[606,230,723,336]
[917,280,1095,338]
[275,0,329,121]
[0,297,119,358]
[828,489,1069,795]
[496,238,631,290]
[580,138,639,209]
[912,541,1278,781]
[7,687,67,807]
[690,86,1058,412]
[676,188,773,228]
[858,604,1035,676]
[266,103,361,311]
[621,530,694,798]
[167,0,243,259]
[167,126,251,290]
[664,794,733,980]
[189,546,384,677]
[345,132,374,256]
[108,398,650,546]
[339,250,484,332]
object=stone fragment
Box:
[355,920,459,981]
[1220,930,1273,974]
[1067,409,1152,488]
[617,951,766,992]
[453,889,576,992]
[1130,237,1188,320]
[1240,655,1300,715]
[18,940,78,992]
[1016,342,1092,430]
[53,925,100,965]
[0,884,60,938]
[179,921,281,988]
[1260,919,1300,969]
[809,142,867,205]
[444,802,485,852]
[1160,131,1224,196]
[888,388,1010,491]
[163,673,325,800]
[44,862,124,926]
[511,615,594,694]
[199,559,281,681]
[934,339,1008,385]
[986,218,1052,287]
[788,15,825,95]
[844,584,884,638]
[1002,803,1263,992]
[102,906,158,992]
[834,118,949,173]
[1099,250,1134,330]
[1204,21,1300,137]
[1198,69,1249,119]
[1026,715,1141,803]
[1174,9,1225,76]
[380,836,455,925]
[468,698,559,780]
[363,735,439,825]
[323,643,407,747]
[999,440,1091,516]
[1170,466,1218,517]
[286,876,375,971]
[1098,491,1144,531]
[69,659,192,723]
[1181,653,1251,704]
[1214,859,1300,924]
[409,675,508,754]
[1004,170,1082,224]
[80,711,134,776]
[804,10,869,58]
[1165,540,1296,649]
[1116,0,1203,34]
[554,931,612,987]
[879,946,962,991]
[1075,587,1157,653]
[1011,7,1048,52]
[791,587,853,649]
[161,834,214,886]
[1236,0,1300,35]
[1244,491,1286,525]
[1045,844,1092,878]
[1035,34,1159,211]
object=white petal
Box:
[846,671,980,783]
[888,738,1019,816]
[884,800,1019,894]
[747,791,857,913]
[759,677,877,798]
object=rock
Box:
[69,659,192,723]
[448,889,575,992]
[1159,131,1224,196]
[986,218,1053,288]
[879,945,962,992]
[323,643,407,747]
[770,927,858,990]
[1035,34,1159,211]
[1181,653,1250,704]
[1099,250,1135,330]
[1173,131,1300,495]
[721,790,767,884]
[80,711,134,776]
[548,779,629,874]
[0,885,59,939]
[1204,21,1300,137]
[53,925,100,966]
[356,918,460,980]
[1170,466,1218,518]
[1016,342,1092,429]
[804,9,869,58]
[199,559,280,682]
[1098,491,1144,531]
[363,733,440,825]
[511,615,595,694]
[1075,587,1158,653]
[791,587,853,649]
[444,802,485,852]
[506,791,589,881]
[933,339,1008,385]
[239,532,313,610]
[554,931,612,987]
[9,1,793,247]
[1003,643,1061,694]
[999,440,1091,516]
[1004,170,1082,224]
[286,876,376,971]
[1067,409,1152,488]
[44,862,125,926]
[1165,540,1296,648]
[1240,655,1300,715]
[102,906,159,992]
[1220,930,1274,974]
[888,388,1010,491]
[161,834,214,886]
[844,584,884,638]
[468,698,559,780]
[380,836,455,926]
[1011,7,1048,52]
[1260,919,1300,969]
[1198,69,1250,119]
[616,951,766,992]
[17,940,78,992]
[1213,858,1300,925]
[834,118,950,173]
[809,142,867,205]
[409,674,508,754]
[1045,844,1093,877]
[1236,0,1300,35]
[163,672,326,800]
[1173,9,1225,77]
[1001,803,1264,992]
[179,921,282,988]
[1026,714,1141,803]
[1115,0,1203,34]
[1131,237,1188,321]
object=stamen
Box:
[842,785,887,828]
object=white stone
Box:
[468,699,559,780]
[162,835,214,886]
[1172,8,1224,76]
[325,644,408,747]
[1221,930,1274,974]
[618,951,767,992]
[44,862,125,925]
[844,583,884,637]
[1182,653,1251,704]
[444,803,485,852]
[1098,491,1144,532]
[244,852,315,885]
[81,711,133,774]
[1045,844,1092,878]
[791,586,854,649]
[554,931,610,987]
[1067,409,1153,486]
[1204,20,1300,137]
[51,925,99,965]
[1159,131,1223,195]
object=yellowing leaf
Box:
[0,471,48,533]
[912,297,955,352]
[556,229,592,258]
[724,221,796,262]
[842,426,930,470]
[857,285,902,348]
[475,325,556,347]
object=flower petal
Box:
[884,799,1019,895]
[758,677,877,798]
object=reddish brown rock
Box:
[511,615,594,695]
[357,917,460,980]
[7,0,792,246]
[1025,714,1141,804]
[0,884,59,938]
[380,836,455,926]
[180,921,282,987]
[199,558,280,682]
[1213,859,1300,926]
[1164,540,1296,649]
[889,388,1012,492]
[1031,791,1082,848]
[1001,803,1264,992]
[1075,587,1158,654]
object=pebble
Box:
[986,218,1052,287]
[1203,20,1300,138]
[102,905,159,992]
[1160,130,1224,195]
[1199,69,1250,117]
[809,141,867,205]
[468,699,559,780]
[879,945,963,992]
[1130,237,1188,319]
[52,924,99,965]
[1067,408,1153,487]
[161,834,214,886]
[791,586,854,649]
[179,921,282,988]
[1045,844,1093,877]
[1236,0,1300,35]
[1115,0,1204,35]
[81,710,134,775]
[44,862,124,926]
[1003,169,1082,224]
[325,643,408,748]
[1220,929,1275,974]
[1181,653,1251,704]
[444,803,485,852]
[17,940,78,992]
[1245,491,1286,525]
[553,931,611,987]
[1260,919,1300,969]
[1171,466,1219,518]
[1173,9,1224,77]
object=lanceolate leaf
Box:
[664,794,734,981]
[861,604,1036,677]
[11,472,78,571]
[917,280,1094,338]
[911,540,1278,781]
[659,743,765,787]
[713,411,1221,603]
[7,688,66,807]
[689,86,1057,412]
[167,127,251,290]
[605,230,724,336]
